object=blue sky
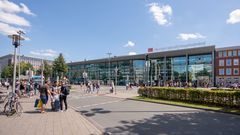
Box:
[0,0,240,62]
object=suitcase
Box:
[54,100,60,111]
[51,101,55,111]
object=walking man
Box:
[60,81,69,112]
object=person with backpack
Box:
[60,81,69,112]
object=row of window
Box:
[219,68,239,75]
[218,50,240,57]
[219,59,239,66]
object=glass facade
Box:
[188,54,212,86]
[68,53,213,87]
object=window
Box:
[234,68,239,75]
[238,50,240,56]
[218,52,222,57]
[223,51,227,57]
[234,59,239,65]
[219,69,224,75]
[233,50,237,56]
[226,68,232,75]
[226,59,232,66]
[228,51,232,56]
[219,60,224,66]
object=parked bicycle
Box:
[3,92,23,117]
[0,91,9,103]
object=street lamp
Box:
[114,66,118,94]
[8,34,24,94]
[41,59,45,85]
[17,30,25,81]
[106,52,112,85]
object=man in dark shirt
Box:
[60,81,68,112]
[39,81,51,113]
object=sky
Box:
[0,0,240,62]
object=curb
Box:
[69,105,105,134]
[127,97,240,116]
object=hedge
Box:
[138,87,240,107]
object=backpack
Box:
[62,86,70,95]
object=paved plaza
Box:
[0,86,240,135]
[0,87,101,135]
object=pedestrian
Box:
[34,82,38,95]
[60,81,69,112]
[51,81,60,111]
[39,81,51,113]
[5,81,9,90]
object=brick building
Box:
[215,46,240,86]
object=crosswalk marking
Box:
[76,100,123,109]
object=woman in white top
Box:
[51,81,60,102]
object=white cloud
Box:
[0,22,22,35]
[177,33,206,41]
[148,3,172,26]
[0,11,31,26]
[30,49,58,57]
[227,9,240,24]
[0,0,35,15]
[123,41,135,47]
[128,52,137,55]
[0,0,34,36]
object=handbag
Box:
[37,99,43,108]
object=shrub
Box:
[138,87,240,107]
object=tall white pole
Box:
[107,53,112,85]
[12,46,18,93]
[41,59,44,85]
[17,30,24,81]
[18,46,21,81]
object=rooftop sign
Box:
[148,42,208,53]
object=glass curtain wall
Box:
[188,54,212,87]
[133,60,145,85]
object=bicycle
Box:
[3,92,23,117]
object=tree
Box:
[1,65,13,79]
[18,62,33,75]
[43,61,52,80]
[36,61,52,80]
[52,53,68,79]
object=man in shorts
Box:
[39,81,51,113]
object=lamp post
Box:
[114,66,118,94]
[17,30,25,81]
[106,52,112,85]
[8,34,24,94]
[41,59,44,85]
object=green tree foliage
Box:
[1,62,34,79]
[18,62,33,75]
[36,61,52,80]
[52,53,68,78]
[43,61,52,80]
[1,65,13,79]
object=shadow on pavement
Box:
[102,111,240,135]
[77,108,111,117]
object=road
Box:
[68,87,240,135]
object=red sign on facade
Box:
[148,48,153,53]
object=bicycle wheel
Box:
[15,102,23,116]
[4,101,16,117]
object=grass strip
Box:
[130,96,240,115]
